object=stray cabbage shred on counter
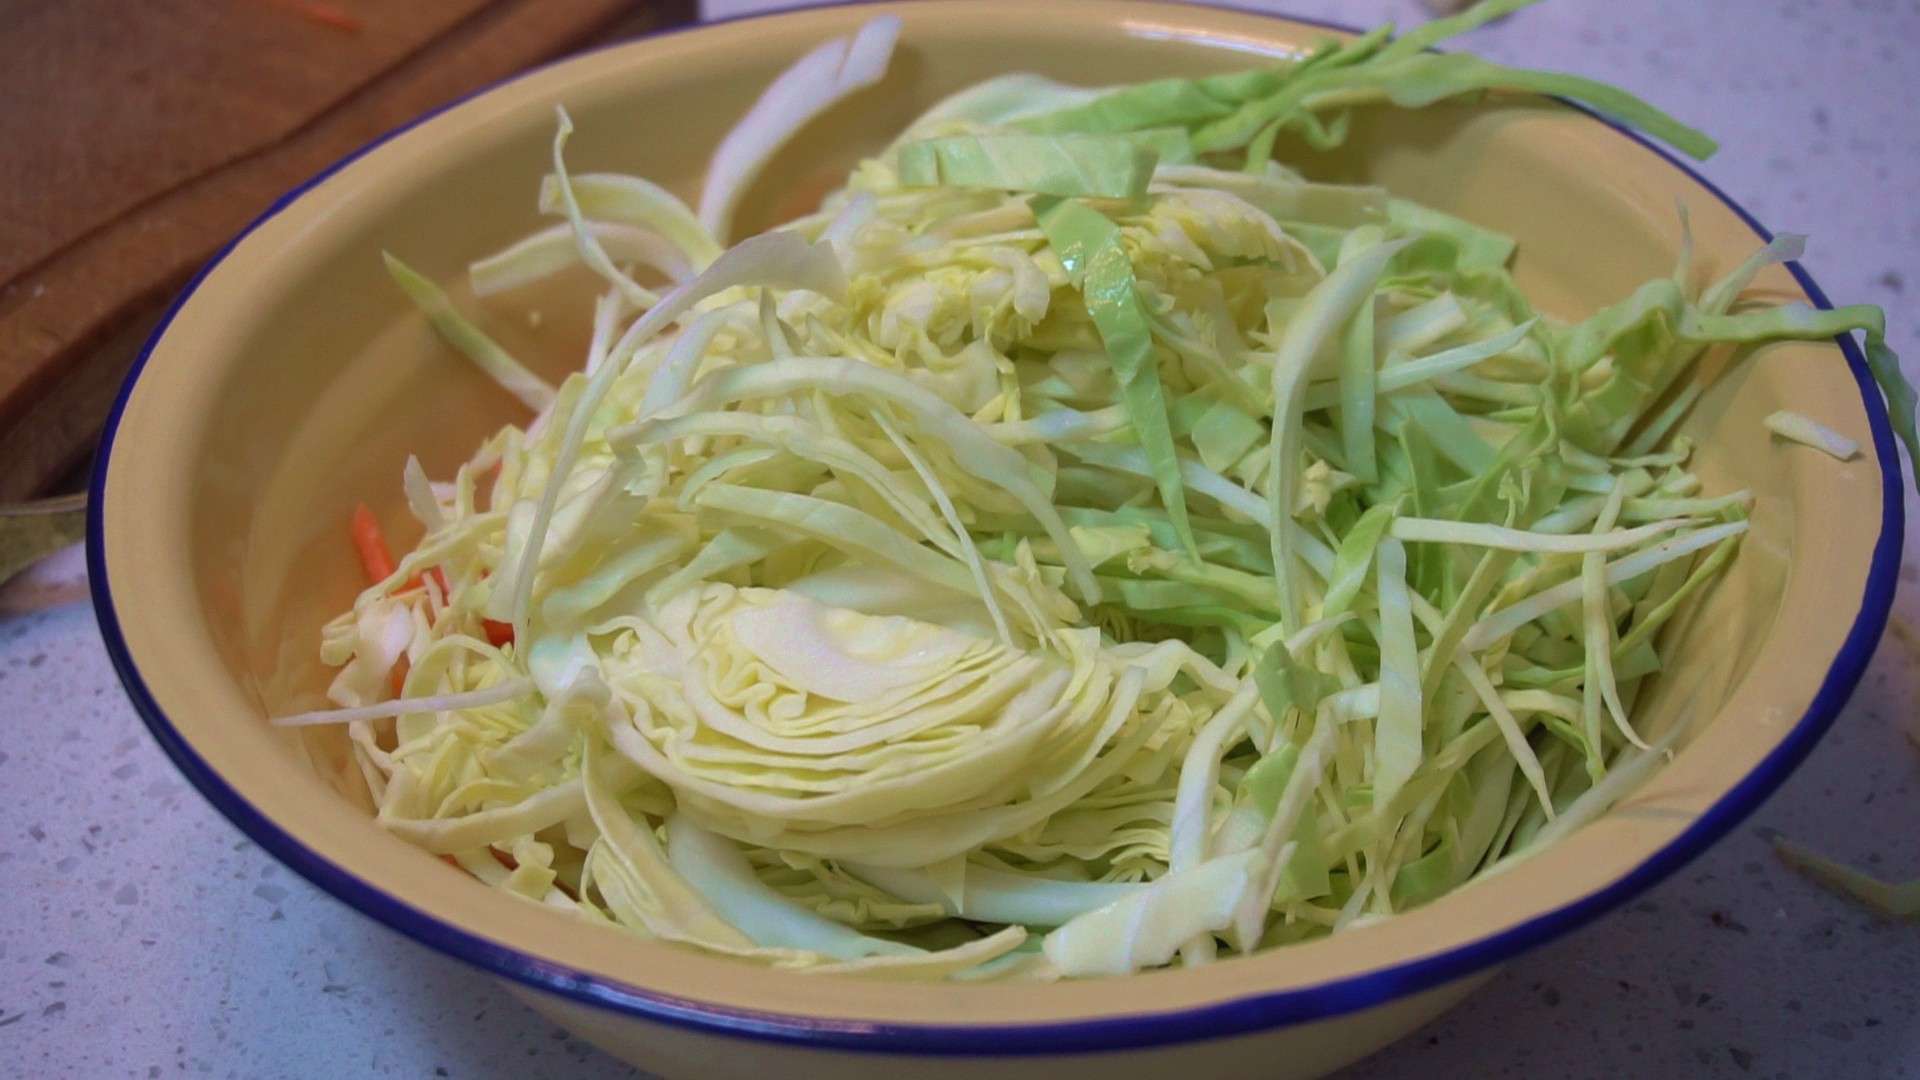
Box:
[284,0,1916,980]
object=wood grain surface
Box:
[0,0,698,501]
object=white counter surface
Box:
[4,1,1916,1076]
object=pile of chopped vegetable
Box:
[280,0,1915,979]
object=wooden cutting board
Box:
[0,0,698,502]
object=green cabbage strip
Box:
[1014,75,1253,136]
[294,3,1917,983]
[1763,410,1859,461]
[1192,48,1717,162]
[1034,196,1196,556]
[846,861,1144,927]
[898,73,1099,140]
[1012,0,1712,164]
[1372,537,1423,808]
[537,172,721,269]
[1773,837,1920,918]
[381,254,556,412]
[899,134,1159,199]
[548,108,662,310]
[699,15,901,241]
[1044,849,1264,976]
[1685,304,1917,480]
[1375,0,1539,62]
[1268,237,1409,632]
[665,815,924,959]
[468,221,694,297]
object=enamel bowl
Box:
[89,2,1901,1077]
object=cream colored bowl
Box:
[89,3,1903,1077]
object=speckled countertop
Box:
[4,0,1917,1077]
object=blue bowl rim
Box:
[86,0,1904,1058]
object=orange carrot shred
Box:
[352,503,442,593]
[351,503,414,693]
[349,503,397,583]
[483,619,515,648]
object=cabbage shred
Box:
[302,0,1914,980]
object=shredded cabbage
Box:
[290,1,1915,981]
[1773,837,1920,919]
[1763,410,1860,461]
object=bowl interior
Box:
[98,0,1887,1032]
